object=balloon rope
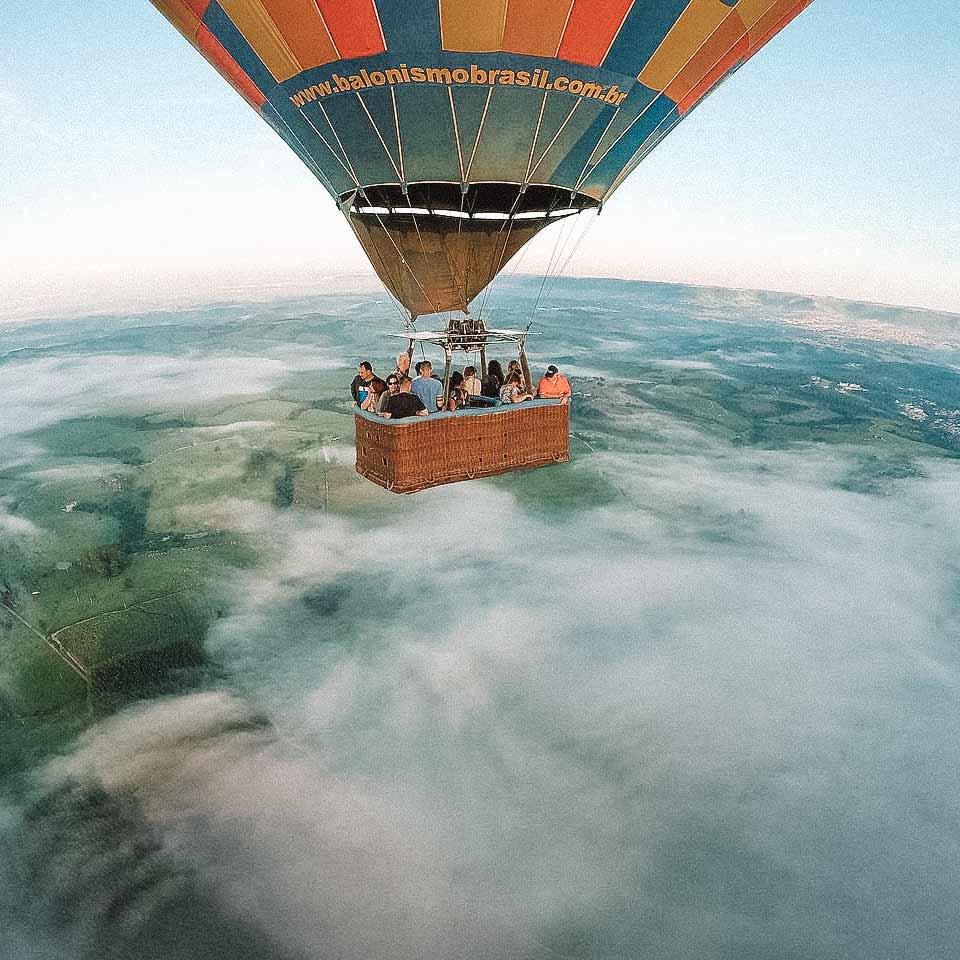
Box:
[474,103,527,320]
[448,88,470,308]
[550,214,582,281]
[527,99,582,183]
[478,83,551,323]
[317,104,363,185]
[409,204,429,265]
[448,87,466,184]
[524,91,550,183]
[348,88,436,315]
[477,211,518,323]
[463,88,494,183]
[354,92,403,183]
[478,88,550,321]
[300,110,360,185]
[540,208,592,309]
[458,188,471,310]
[391,87,406,186]
[267,110,339,197]
[542,209,598,304]
[528,211,575,326]
[348,209,417,326]
[504,232,533,280]
[604,107,682,200]
[570,105,622,197]
[320,98,440,316]
[370,207,442,314]
[476,179,527,323]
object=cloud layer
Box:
[4,285,960,959]
[7,435,960,959]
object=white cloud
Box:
[0,498,38,539]
[0,353,308,447]
[20,441,960,959]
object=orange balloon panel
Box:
[149,0,815,315]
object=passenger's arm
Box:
[416,407,429,417]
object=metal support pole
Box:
[470,313,487,378]
[442,348,453,411]
[518,336,532,395]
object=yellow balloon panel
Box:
[638,0,732,93]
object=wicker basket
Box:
[355,399,569,494]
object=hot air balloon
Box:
[148,0,814,492]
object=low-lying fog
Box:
[3,285,960,959]
[5,443,960,959]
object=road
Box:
[0,600,90,683]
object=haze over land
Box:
[3,277,960,959]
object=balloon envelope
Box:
[151,0,813,316]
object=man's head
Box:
[398,376,413,392]
[396,353,410,372]
[359,361,374,381]
[545,364,559,379]
[385,374,400,392]
[464,365,476,378]
[420,360,433,377]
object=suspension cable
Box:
[542,209,598,305]
[528,210,575,326]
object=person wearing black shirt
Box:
[350,360,386,407]
[381,376,429,419]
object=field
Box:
[3,283,959,729]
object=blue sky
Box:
[1,1,958,320]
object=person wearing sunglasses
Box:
[376,373,401,413]
[380,376,429,419]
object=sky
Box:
[1,1,959,321]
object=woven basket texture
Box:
[355,402,569,493]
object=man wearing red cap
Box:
[536,364,571,402]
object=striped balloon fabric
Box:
[151,0,813,316]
